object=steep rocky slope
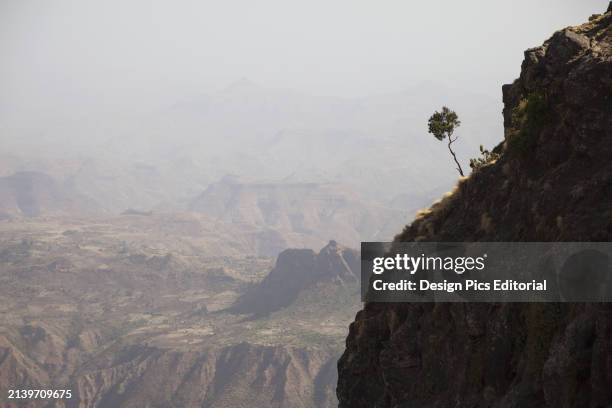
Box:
[338,6,612,408]
[73,342,337,408]
[0,328,339,408]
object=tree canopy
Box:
[427,107,464,176]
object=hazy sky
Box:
[0,0,607,119]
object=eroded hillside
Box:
[0,216,360,407]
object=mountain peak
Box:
[321,239,339,251]
[230,242,358,316]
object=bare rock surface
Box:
[338,5,612,408]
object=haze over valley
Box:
[0,1,606,406]
[0,72,506,408]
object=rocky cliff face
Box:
[338,6,612,408]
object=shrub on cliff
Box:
[469,145,500,170]
[508,92,549,154]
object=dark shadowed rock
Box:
[338,6,612,408]
[232,241,359,316]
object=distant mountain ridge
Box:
[0,169,400,254]
[1,80,502,220]
[0,171,100,219]
[189,176,405,249]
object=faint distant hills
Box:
[0,80,503,251]
[189,176,405,249]
[0,169,403,252]
[0,171,100,219]
[1,80,502,216]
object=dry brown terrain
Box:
[0,213,360,407]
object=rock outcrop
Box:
[232,241,359,316]
[338,6,612,408]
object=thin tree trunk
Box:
[447,137,464,176]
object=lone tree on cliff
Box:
[428,106,464,176]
